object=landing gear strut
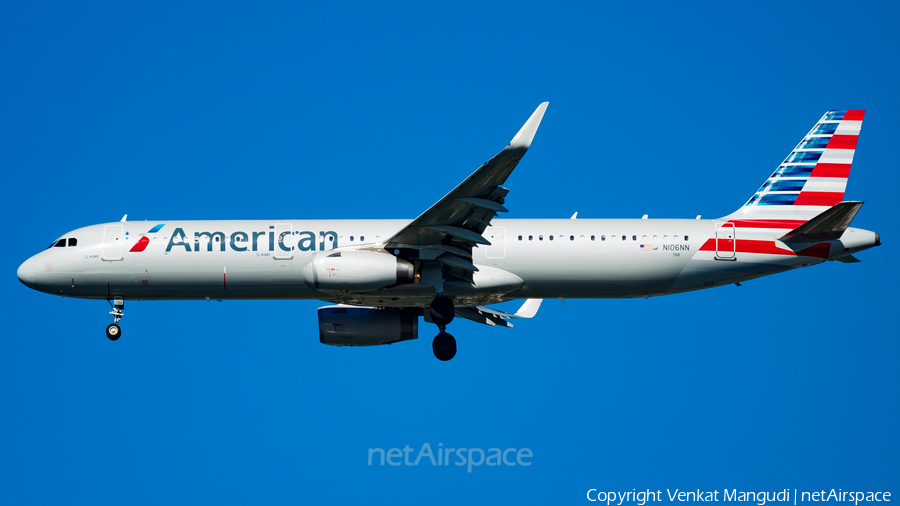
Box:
[430,295,457,361]
[106,297,124,341]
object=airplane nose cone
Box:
[875,232,881,246]
[17,258,35,287]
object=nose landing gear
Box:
[429,296,457,361]
[106,297,124,341]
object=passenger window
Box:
[621,235,626,241]
[350,236,355,241]
[528,235,533,241]
[642,235,647,240]
[664,235,668,240]
[653,235,658,240]
[580,235,585,240]
[549,235,554,241]
[674,235,680,240]
[518,235,522,241]
[601,235,605,241]
[591,235,596,241]
[55,239,66,247]
[360,236,365,241]
[68,238,77,247]
[685,235,689,241]
[632,235,637,241]
[570,235,574,241]
[539,235,543,241]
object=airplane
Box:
[16,103,881,361]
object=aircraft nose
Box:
[17,258,35,287]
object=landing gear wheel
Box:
[106,323,121,341]
[432,332,457,361]
[429,296,455,326]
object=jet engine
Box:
[302,250,415,292]
[318,306,418,346]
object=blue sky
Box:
[2,1,898,504]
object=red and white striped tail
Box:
[726,110,864,222]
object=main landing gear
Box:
[430,295,457,361]
[106,297,124,341]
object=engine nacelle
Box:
[318,306,418,347]
[302,250,415,292]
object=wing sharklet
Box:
[508,102,549,150]
[512,298,542,318]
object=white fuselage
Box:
[17,218,880,307]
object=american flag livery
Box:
[729,110,864,222]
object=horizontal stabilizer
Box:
[834,254,861,263]
[779,201,863,243]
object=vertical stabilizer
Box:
[726,110,864,222]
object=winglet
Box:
[508,102,549,150]
[512,298,543,319]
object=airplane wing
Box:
[384,103,549,280]
[454,299,544,328]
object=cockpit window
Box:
[68,238,77,246]
[54,239,66,248]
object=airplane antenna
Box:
[120,214,128,222]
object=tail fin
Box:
[726,110,865,222]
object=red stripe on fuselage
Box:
[727,220,807,229]
[825,135,858,149]
[699,239,830,259]
[794,192,844,206]
[129,236,150,253]
[810,163,851,178]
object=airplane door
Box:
[274,222,294,260]
[715,222,736,260]
[485,226,506,259]
[102,225,124,261]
